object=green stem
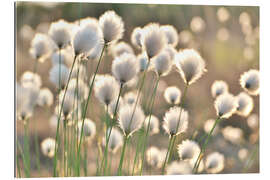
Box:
[23,121,30,177]
[167,135,177,164]
[76,43,106,176]
[131,131,143,175]
[17,139,27,177]
[63,118,67,176]
[117,136,128,176]
[53,54,77,177]
[161,135,174,174]
[83,140,88,176]
[139,75,160,175]
[242,144,259,173]
[192,116,221,173]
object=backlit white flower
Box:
[94,74,120,105]
[48,19,72,49]
[217,7,230,23]
[37,88,54,107]
[87,42,103,61]
[222,126,243,144]
[51,48,74,67]
[72,20,102,56]
[41,138,56,158]
[67,78,89,100]
[177,139,200,161]
[77,118,96,140]
[205,152,225,174]
[163,106,189,136]
[151,51,172,76]
[118,105,145,137]
[112,53,139,84]
[123,91,139,105]
[110,41,134,58]
[131,27,143,48]
[160,25,178,47]
[146,146,163,168]
[20,71,42,89]
[108,97,124,118]
[240,69,259,96]
[204,119,219,135]
[190,16,205,33]
[174,49,206,85]
[247,114,259,130]
[49,64,69,90]
[166,161,192,175]
[137,52,149,72]
[141,23,167,59]
[211,80,229,98]
[59,91,74,118]
[29,33,52,62]
[103,128,123,154]
[214,93,238,118]
[164,86,181,105]
[99,10,124,43]
[144,115,160,135]
[163,45,177,60]
[236,92,254,117]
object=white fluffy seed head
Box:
[163,106,189,136]
[164,86,181,105]
[49,64,69,90]
[51,48,74,67]
[94,74,120,105]
[205,152,225,174]
[99,10,124,44]
[240,69,259,96]
[72,20,102,56]
[110,41,134,58]
[146,146,163,169]
[163,45,177,60]
[141,23,167,59]
[29,33,52,62]
[137,52,149,72]
[174,49,206,85]
[160,25,178,47]
[217,7,230,23]
[214,93,238,118]
[77,119,96,140]
[103,128,123,154]
[112,53,139,84]
[204,119,219,135]
[247,113,259,130]
[190,16,206,33]
[59,91,74,118]
[41,138,56,158]
[118,105,145,137]
[236,92,254,117]
[222,126,243,144]
[20,71,42,89]
[108,97,124,118]
[48,19,72,49]
[131,27,143,49]
[177,139,200,161]
[166,161,192,175]
[37,88,54,107]
[211,80,229,98]
[123,91,139,105]
[151,51,172,76]
[144,115,160,135]
[87,42,103,61]
[67,78,89,100]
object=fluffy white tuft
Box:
[131,27,143,48]
[211,80,229,98]
[49,64,69,90]
[164,86,181,105]
[151,51,172,76]
[240,69,259,96]
[37,88,54,107]
[160,25,178,47]
[214,93,238,118]
[41,138,56,158]
[236,92,254,117]
[144,115,160,135]
[205,152,225,174]
[177,139,200,161]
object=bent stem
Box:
[76,43,106,176]
[192,116,221,173]
[139,75,160,175]
[53,54,77,177]
[117,135,128,176]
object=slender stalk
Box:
[63,118,67,176]
[17,139,28,177]
[83,140,88,176]
[117,136,128,176]
[139,75,160,175]
[192,116,221,173]
[131,130,143,175]
[167,135,177,164]
[161,135,174,174]
[242,144,259,173]
[100,83,124,175]
[76,43,106,175]
[53,54,77,177]
[23,120,30,177]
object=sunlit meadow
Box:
[15,2,259,177]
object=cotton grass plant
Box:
[16,6,259,178]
